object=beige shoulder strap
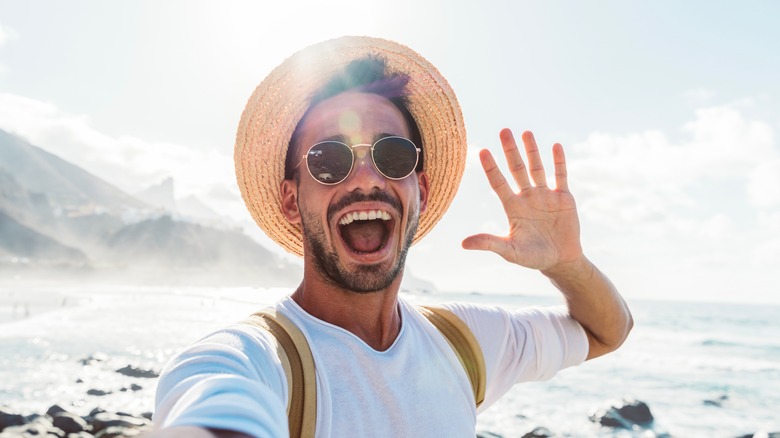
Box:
[244,309,317,438]
[418,305,487,408]
[244,304,486,437]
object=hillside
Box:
[0,129,300,286]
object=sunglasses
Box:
[300,136,421,185]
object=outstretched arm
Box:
[462,129,632,360]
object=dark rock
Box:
[76,378,84,384]
[79,353,108,366]
[46,405,68,417]
[89,412,150,435]
[52,413,88,434]
[115,365,159,378]
[47,426,66,437]
[476,432,504,438]
[522,427,553,438]
[1,416,55,436]
[616,400,653,424]
[66,432,95,438]
[735,433,780,438]
[0,410,27,431]
[82,408,106,424]
[95,425,145,437]
[705,393,729,407]
[86,389,112,396]
[140,412,152,421]
[117,383,145,392]
[589,399,654,429]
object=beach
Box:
[1,284,779,437]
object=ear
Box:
[280,179,301,224]
[417,172,429,214]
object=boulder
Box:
[589,399,654,429]
[0,410,26,431]
[86,389,112,396]
[735,433,780,438]
[52,412,89,434]
[0,416,56,437]
[522,427,553,438]
[704,394,729,407]
[115,365,159,378]
[46,405,68,417]
[79,352,108,366]
[476,432,504,438]
[89,412,150,435]
[95,425,144,437]
[66,432,95,438]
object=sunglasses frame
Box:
[300,136,421,185]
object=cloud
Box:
[747,159,780,208]
[0,23,19,47]
[569,103,777,223]
[0,92,246,219]
[557,101,780,302]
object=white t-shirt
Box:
[153,296,588,438]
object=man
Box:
[149,36,632,438]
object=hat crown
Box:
[235,36,467,257]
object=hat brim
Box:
[235,36,467,257]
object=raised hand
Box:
[462,129,583,273]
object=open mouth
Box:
[338,209,394,254]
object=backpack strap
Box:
[418,305,486,408]
[244,309,317,438]
[244,304,486,437]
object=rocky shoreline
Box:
[0,405,151,437]
[4,399,778,438]
[1,354,777,437]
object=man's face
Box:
[282,91,428,293]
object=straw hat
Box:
[235,36,467,257]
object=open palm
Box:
[462,129,583,272]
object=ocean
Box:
[1,284,778,437]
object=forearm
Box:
[542,255,633,360]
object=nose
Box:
[343,145,386,192]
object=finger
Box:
[521,131,548,188]
[462,233,508,256]
[552,143,569,191]
[499,128,532,191]
[478,149,515,204]
[462,234,515,262]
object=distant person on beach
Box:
[147,37,633,438]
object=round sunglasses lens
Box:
[307,142,352,183]
[373,137,419,179]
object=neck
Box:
[291,266,404,351]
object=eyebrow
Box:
[319,134,348,143]
[374,132,400,143]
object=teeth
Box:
[339,210,392,225]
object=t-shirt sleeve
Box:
[153,324,289,438]
[443,303,589,412]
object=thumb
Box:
[462,233,507,255]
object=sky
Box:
[1,1,779,304]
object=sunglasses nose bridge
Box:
[344,143,386,190]
[349,143,372,160]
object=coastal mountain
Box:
[0,129,299,285]
[0,129,145,215]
